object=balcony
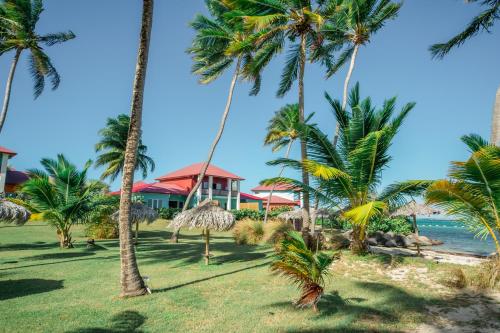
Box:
[201,189,237,197]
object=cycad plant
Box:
[263,84,431,253]
[426,134,500,256]
[271,231,335,312]
[430,0,500,58]
[322,0,401,145]
[95,114,155,182]
[21,155,99,248]
[0,0,75,134]
[171,0,261,242]
[263,104,313,223]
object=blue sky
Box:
[0,0,499,194]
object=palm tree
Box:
[430,0,500,59]
[322,0,401,145]
[170,0,261,242]
[117,0,153,298]
[95,114,155,182]
[263,84,431,254]
[21,155,98,248]
[0,0,75,134]
[271,231,335,312]
[263,104,313,223]
[237,0,337,229]
[426,134,500,256]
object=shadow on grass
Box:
[0,241,59,251]
[67,311,146,333]
[23,252,96,261]
[0,254,117,271]
[0,279,63,300]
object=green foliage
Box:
[84,195,119,240]
[271,231,336,310]
[231,208,263,221]
[233,219,265,245]
[262,219,293,245]
[0,0,75,97]
[95,114,155,182]
[158,207,181,220]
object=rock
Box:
[385,239,398,247]
[430,239,444,246]
[395,234,406,247]
[401,235,416,247]
[367,237,378,246]
[416,236,433,246]
[330,234,350,250]
[374,231,385,243]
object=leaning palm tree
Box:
[170,0,261,242]
[426,134,500,256]
[263,84,431,254]
[430,0,500,59]
[263,104,313,223]
[238,0,338,229]
[271,231,335,312]
[322,0,401,145]
[117,0,153,298]
[95,114,155,182]
[0,0,75,134]
[20,155,98,248]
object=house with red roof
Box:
[111,163,263,211]
[0,146,17,194]
[0,146,29,195]
[251,183,301,209]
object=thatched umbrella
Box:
[391,201,440,237]
[0,199,31,225]
[169,200,235,265]
[112,202,158,244]
[278,209,303,231]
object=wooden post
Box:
[204,228,210,265]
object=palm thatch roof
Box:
[278,209,304,221]
[169,200,235,231]
[314,208,332,219]
[112,202,158,224]
[391,201,440,217]
[0,199,31,225]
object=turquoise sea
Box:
[417,218,496,256]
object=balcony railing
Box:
[201,189,237,197]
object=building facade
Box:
[251,184,301,209]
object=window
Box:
[148,199,163,210]
[202,182,208,189]
[179,201,184,209]
[169,201,178,208]
[216,183,222,190]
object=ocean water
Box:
[417,218,496,256]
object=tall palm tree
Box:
[263,104,313,223]
[237,0,337,229]
[426,134,500,256]
[95,114,155,182]
[117,0,153,298]
[430,0,500,59]
[21,155,98,248]
[263,84,431,253]
[322,0,401,145]
[170,0,261,242]
[0,0,75,134]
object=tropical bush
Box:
[86,220,118,239]
[444,259,500,291]
[158,207,181,220]
[85,195,120,240]
[233,219,265,245]
[231,209,262,221]
[263,220,293,245]
[341,216,412,235]
[271,231,336,312]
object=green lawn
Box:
[0,221,495,332]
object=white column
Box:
[299,192,304,208]
[196,176,202,206]
[0,154,8,194]
[226,178,232,210]
[208,175,213,200]
[236,180,241,210]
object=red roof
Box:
[156,163,244,181]
[261,195,300,206]
[0,146,16,157]
[6,169,29,185]
[110,181,188,196]
[251,183,295,192]
[240,192,263,201]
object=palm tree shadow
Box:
[0,279,64,300]
[67,311,146,333]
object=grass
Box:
[0,221,496,332]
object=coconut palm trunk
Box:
[118,0,153,298]
[298,35,310,230]
[492,86,500,146]
[171,56,242,243]
[333,44,359,147]
[0,49,22,134]
[263,141,293,224]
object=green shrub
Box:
[343,216,412,235]
[233,219,265,245]
[231,209,263,221]
[263,220,293,245]
[158,207,181,220]
[267,206,293,218]
[85,219,118,239]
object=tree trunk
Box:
[333,44,359,147]
[135,220,139,245]
[350,225,367,255]
[412,214,419,238]
[118,0,153,298]
[171,57,242,243]
[298,34,311,233]
[0,49,22,135]
[491,86,500,146]
[204,228,210,265]
[263,140,293,224]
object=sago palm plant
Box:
[263,84,431,253]
[426,134,500,256]
[271,231,335,312]
[0,0,75,134]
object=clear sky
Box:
[0,0,499,194]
